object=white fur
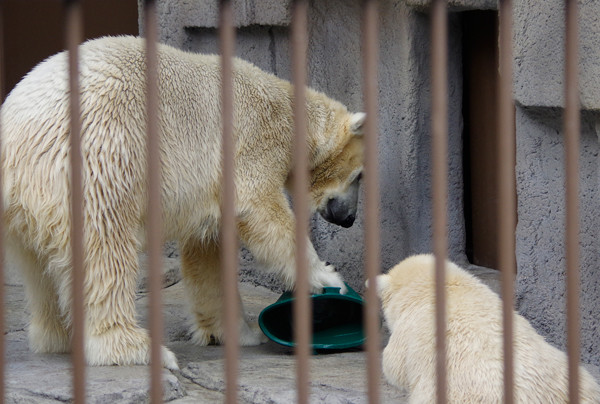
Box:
[1,36,364,368]
[349,112,366,134]
[372,254,600,403]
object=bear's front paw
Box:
[239,322,268,346]
[311,263,347,294]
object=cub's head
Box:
[374,255,436,297]
[309,112,365,228]
[368,254,476,329]
[367,254,437,329]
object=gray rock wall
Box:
[513,0,600,367]
[307,2,467,287]
[515,108,600,367]
[513,0,600,110]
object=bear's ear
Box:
[376,274,391,296]
[349,112,366,135]
[366,274,391,297]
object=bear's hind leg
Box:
[180,238,265,346]
[7,240,70,353]
[56,236,178,370]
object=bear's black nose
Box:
[339,213,355,228]
[322,198,356,228]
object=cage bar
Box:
[290,1,311,403]
[564,0,581,402]
[0,1,3,103]
[65,1,86,402]
[497,1,516,403]
[143,1,164,403]
[361,0,381,403]
[430,1,448,403]
[218,1,239,403]
[0,1,5,402]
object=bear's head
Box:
[369,254,476,330]
[368,254,439,330]
[309,112,365,228]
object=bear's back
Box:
[382,256,600,403]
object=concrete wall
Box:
[515,108,600,368]
[513,0,600,368]
[142,0,600,367]
[307,2,467,285]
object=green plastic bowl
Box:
[258,283,365,350]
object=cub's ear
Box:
[349,112,366,135]
[365,274,391,297]
[376,274,391,296]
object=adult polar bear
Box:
[0,36,365,370]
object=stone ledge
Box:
[175,0,291,29]
[514,0,600,110]
[402,0,497,11]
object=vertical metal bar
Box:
[65,1,86,402]
[564,1,580,403]
[497,1,516,403]
[291,1,311,403]
[0,0,3,103]
[0,1,5,402]
[219,1,239,403]
[361,1,381,403]
[430,1,447,403]
[143,1,163,403]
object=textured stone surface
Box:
[141,0,291,50]
[6,358,184,403]
[5,259,409,403]
[304,2,469,288]
[510,0,600,369]
[515,107,600,367]
[513,0,600,110]
[180,352,406,403]
[402,0,496,11]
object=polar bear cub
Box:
[373,254,600,403]
[0,36,365,369]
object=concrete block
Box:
[174,0,290,29]
[402,0,497,11]
[138,0,291,47]
[184,25,291,80]
[513,0,600,110]
[515,106,600,367]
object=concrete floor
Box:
[4,258,598,403]
[4,257,406,403]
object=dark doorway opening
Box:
[463,10,513,270]
[2,0,139,100]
